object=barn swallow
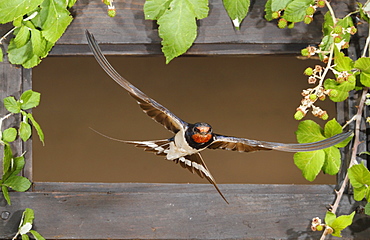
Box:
[86,30,351,204]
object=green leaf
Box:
[0,47,3,62]
[324,119,342,138]
[360,72,370,87]
[8,156,26,178]
[324,78,355,102]
[19,122,32,142]
[325,211,336,226]
[354,57,370,73]
[157,0,202,63]
[348,163,370,188]
[41,0,73,43]
[22,53,41,69]
[144,0,172,20]
[20,90,41,109]
[223,0,250,29]
[365,202,370,216]
[0,0,44,24]
[30,29,46,56]
[2,128,17,142]
[295,120,325,143]
[322,147,341,175]
[330,211,355,237]
[68,0,77,8]
[352,186,368,201]
[4,96,21,113]
[23,208,35,225]
[27,113,44,145]
[14,25,31,48]
[7,38,33,65]
[322,11,334,36]
[264,0,273,21]
[1,185,11,205]
[334,47,354,72]
[271,0,293,11]
[283,0,314,22]
[22,234,30,240]
[294,150,325,181]
[29,230,45,240]
[3,175,31,192]
[3,144,13,175]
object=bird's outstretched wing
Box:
[208,131,352,152]
[85,30,187,133]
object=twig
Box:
[319,88,369,240]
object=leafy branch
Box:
[264,0,370,238]
[0,0,76,68]
[12,208,45,240]
[0,90,44,205]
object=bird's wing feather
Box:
[176,153,228,203]
[85,30,186,133]
[208,131,352,153]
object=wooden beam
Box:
[47,0,361,56]
[1,182,369,239]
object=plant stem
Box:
[319,88,369,240]
[0,27,17,44]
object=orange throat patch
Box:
[192,133,212,143]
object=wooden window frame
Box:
[1,0,369,239]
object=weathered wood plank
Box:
[1,183,369,239]
[45,0,363,55]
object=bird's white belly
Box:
[166,130,199,160]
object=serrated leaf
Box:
[0,0,44,24]
[330,211,355,237]
[30,29,46,57]
[157,0,198,63]
[360,72,370,87]
[355,57,370,73]
[348,163,370,188]
[336,16,354,28]
[271,0,293,11]
[68,0,77,8]
[187,0,208,19]
[20,90,41,110]
[295,120,325,143]
[14,25,31,48]
[8,38,33,65]
[2,128,17,143]
[19,122,32,142]
[352,186,367,201]
[29,230,45,240]
[294,150,325,181]
[325,211,336,226]
[334,46,354,72]
[41,0,73,43]
[144,0,172,20]
[3,144,13,175]
[365,202,370,215]
[223,0,250,29]
[0,47,3,62]
[323,147,341,175]
[22,208,35,225]
[264,0,273,21]
[324,119,342,138]
[324,78,355,102]
[9,156,25,178]
[23,54,41,68]
[21,234,30,240]
[27,113,44,145]
[4,96,21,113]
[3,175,31,192]
[1,185,11,205]
[322,11,334,36]
[283,0,314,22]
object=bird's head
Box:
[191,122,213,143]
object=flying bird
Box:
[86,30,351,204]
